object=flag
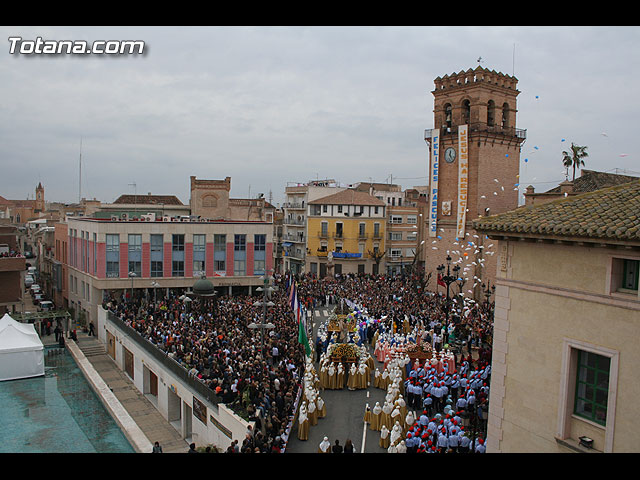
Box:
[437,273,446,287]
[298,309,311,356]
[289,280,296,312]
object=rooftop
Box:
[538,169,639,195]
[309,189,385,207]
[474,180,640,244]
[113,194,184,206]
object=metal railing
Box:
[425,124,527,141]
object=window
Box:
[106,234,119,278]
[622,259,639,291]
[574,350,610,426]
[359,223,366,236]
[193,234,206,277]
[254,234,266,275]
[444,103,452,128]
[234,234,246,276]
[389,248,401,259]
[390,215,403,224]
[462,99,471,125]
[389,232,402,241]
[611,257,639,294]
[321,221,328,237]
[559,341,618,452]
[81,231,85,271]
[322,205,328,213]
[407,215,417,224]
[93,233,97,274]
[172,234,184,277]
[488,100,495,126]
[150,234,163,277]
[128,234,142,277]
[374,223,381,238]
[502,102,510,129]
[214,234,226,272]
[337,205,343,214]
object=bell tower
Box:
[35,182,45,213]
[423,66,526,298]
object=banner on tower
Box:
[456,124,469,239]
[429,128,440,237]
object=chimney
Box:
[559,180,573,195]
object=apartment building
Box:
[306,189,386,277]
[282,180,346,274]
[63,176,275,329]
[352,183,421,275]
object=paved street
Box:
[285,306,389,453]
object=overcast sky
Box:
[1,26,638,208]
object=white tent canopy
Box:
[0,313,45,381]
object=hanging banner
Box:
[429,128,440,237]
[456,124,469,239]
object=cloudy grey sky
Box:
[1,26,638,207]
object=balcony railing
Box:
[425,123,527,142]
[283,202,305,210]
[283,234,305,243]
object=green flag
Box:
[298,316,311,357]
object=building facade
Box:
[475,180,640,453]
[282,180,346,274]
[306,189,386,277]
[352,182,421,275]
[65,215,274,330]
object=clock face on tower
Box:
[444,147,456,163]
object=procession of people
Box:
[103,269,493,453]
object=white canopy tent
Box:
[0,313,45,381]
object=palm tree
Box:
[562,143,589,181]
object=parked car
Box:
[39,300,54,312]
[30,284,41,296]
[25,275,34,288]
[34,293,43,304]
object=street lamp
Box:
[482,280,496,315]
[128,271,136,303]
[250,274,277,354]
[151,281,160,304]
[436,255,460,318]
[183,295,192,313]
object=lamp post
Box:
[250,274,277,354]
[482,280,496,315]
[436,255,460,318]
[183,295,192,313]
[151,281,160,304]
[128,271,136,303]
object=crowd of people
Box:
[103,270,494,453]
[104,276,306,454]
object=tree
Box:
[367,248,386,274]
[562,143,589,181]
